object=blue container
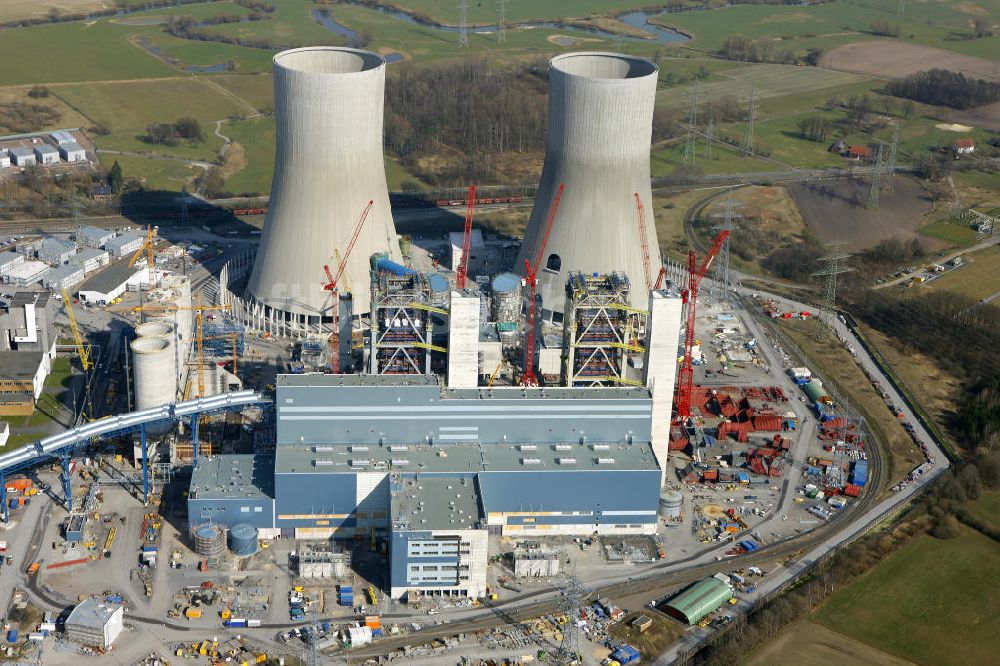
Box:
[225,619,248,628]
[6,630,17,643]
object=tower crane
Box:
[202,333,240,377]
[62,288,94,418]
[456,185,477,289]
[520,183,565,387]
[128,225,159,287]
[675,230,730,424]
[634,192,653,292]
[322,200,374,373]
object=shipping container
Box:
[6,629,18,643]
[225,619,247,628]
[247,619,261,628]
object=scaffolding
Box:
[561,272,645,387]
[202,319,246,357]
[369,266,439,375]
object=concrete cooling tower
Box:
[246,47,402,325]
[518,52,662,315]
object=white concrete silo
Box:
[517,52,662,315]
[131,335,177,410]
[245,47,402,329]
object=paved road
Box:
[873,233,1000,290]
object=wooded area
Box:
[885,69,1000,110]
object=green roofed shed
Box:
[661,576,733,625]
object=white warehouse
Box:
[33,144,59,166]
[78,226,116,249]
[65,598,124,649]
[59,141,87,162]
[71,247,110,273]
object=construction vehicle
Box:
[675,230,730,423]
[520,183,566,386]
[322,200,374,372]
[26,561,41,575]
[455,185,476,289]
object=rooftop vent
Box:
[350,445,369,452]
[349,459,370,467]
[521,458,541,465]
[596,457,616,465]
[591,444,610,451]
[313,445,333,453]
[554,444,572,451]
[557,457,577,465]
[518,444,537,451]
[391,459,410,467]
[389,445,408,452]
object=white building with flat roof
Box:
[50,131,76,145]
[105,232,144,259]
[33,144,59,166]
[65,598,124,648]
[71,247,110,273]
[59,142,87,162]
[2,260,49,287]
[78,226,116,249]
[0,251,24,276]
[41,263,86,291]
[9,147,35,167]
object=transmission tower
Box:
[457,0,469,47]
[885,124,900,193]
[712,189,739,303]
[683,82,700,165]
[811,241,854,338]
[704,114,714,160]
[497,0,507,44]
[866,141,886,210]
[742,86,757,157]
[557,574,585,664]
[897,0,905,16]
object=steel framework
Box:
[369,270,441,374]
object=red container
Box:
[47,558,88,570]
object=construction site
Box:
[0,46,950,666]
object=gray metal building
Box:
[37,236,77,265]
[65,598,124,648]
[105,232,144,259]
[9,147,35,166]
[41,263,85,291]
[0,251,24,276]
[78,226,116,249]
[33,144,59,166]
[0,292,55,354]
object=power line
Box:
[457,0,469,47]
[497,0,507,44]
[811,241,853,339]
[704,113,714,160]
[885,124,900,194]
[866,142,886,210]
[683,82,700,165]
[557,573,585,664]
[712,189,739,303]
[742,86,757,158]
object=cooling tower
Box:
[246,47,402,323]
[518,52,662,315]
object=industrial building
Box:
[50,130,76,145]
[71,247,111,273]
[0,292,56,355]
[660,575,734,625]
[0,352,49,415]
[59,141,87,162]
[9,147,34,166]
[0,151,9,168]
[64,598,124,648]
[78,226,116,249]
[517,53,662,316]
[41,263,85,291]
[244,47,402,334]
[0,251,24,276]
[105,232,145,259]
[33,144,59,165]
[37,236,77,265]
[2,260,48,286]
[76,259,144,304]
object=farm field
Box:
[813,528,1000,666]
[821,41,1000,81]
[221,116,275,196]
[746,619,917,666]
[209,74,275,113]
[657,64,869,110]
[786,177,937,251]
[922,245,1000,301]
[105,154,201,191]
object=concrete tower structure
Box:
[246,47,402,325]
[518,52,662,315]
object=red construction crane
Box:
[456,185,477,289]
[675,229,730,423]
[520,183,565,387]
[634,192,653,292]
[322,199,374,372]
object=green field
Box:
[107,154,202,191]
[814,528,1000,666]
[653,0,1000,59]
[378,0,663,24]
[923,246,1000,300]
[210,74,275,112]
[222,116,275,195]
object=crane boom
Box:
[322,200,374,373]
[128,225,158,287]
[675,230,730,423]
[62,289,90,372]
[634,192,653,291]
[520,183,565,387]
[456,185,477,289]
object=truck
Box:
[225,618,247,628]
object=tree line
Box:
[885,69,1000,110]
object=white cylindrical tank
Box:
[246,47,402,321]
[517,52,662,314]
[131,335,178,410]
[135,321,174,339]
[659,489,683,519]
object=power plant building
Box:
[244,47,402,335]
[518,53,662,316]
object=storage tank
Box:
[131,335,177,410]
[246,46,402,321]
[517,52,661,315]
[428,273,450,308]
[491,273,522,323]
[192,523,225,557]
[802,379,830,405]
[659,489,683,519]
[228,523,258,556]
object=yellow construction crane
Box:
[128,225,159,287]
[62,288,90,373]
[202,332,240,377]
[109,295,230,398]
